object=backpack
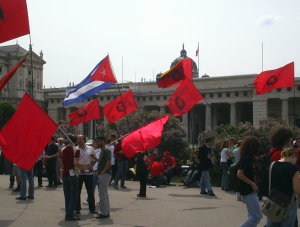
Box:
[229,162,241,192]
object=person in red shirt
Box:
[60,135,80,221]
[269,127,293,162]
[150,158,164,187]
[161,151,176,185]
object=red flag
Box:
[89,55,117,83]
[0,93,58,171]
[166,80,203,116]
[156,58,192,88]
[68,99,101,126]
[0,0,30,43]
[103,90,138,123]
[254,62,295,95]
[0,53,28,91]
[121,115,169,158]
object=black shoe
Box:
[200,191,208,195]
[208,192,216,196]
[137,194,146,198]
[75,211,81,215]
[96,214,110,219]
[51,185,58,188]
[121,185,127,189]
[13,186,20,192]
[16,196,26,200]
[26,196,34,200]
[38,184,43,187]
[65,216,80,221]
[57,182,62,185]
[90,210,97,214]
[45,185,52,187]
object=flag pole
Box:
[197,42,199,77]
[261,42,264,71]
[293,86,296,131]
[58,126,76,146]
[29,35,34,98]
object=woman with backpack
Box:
[237,136,263,227]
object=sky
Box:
[3,0,300,88]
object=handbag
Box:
[262,162,292,222]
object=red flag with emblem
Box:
[0,93,58,171]
[254,62,295,95]
[103,90,138,123]
[156,58,192,88]
[0,53,28,91]
[121,115,169,158]
[68,99,101,126]
[166,80,203,116]
[0,0,30,43]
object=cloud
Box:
[256,15,281,27]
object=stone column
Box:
[253,99,268,128]
[230,103,236,126]
[281,99,289,123]
[205,104,212,130]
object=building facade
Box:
[0,44,45,106]
[44,75,300,142]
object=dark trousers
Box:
[34,160,43,185]
[46,161,57,186]
[110,164,117,185]
[165,169,174,185]
[63,176,79,217]
[76,175,95,212]
[138,173,148,196]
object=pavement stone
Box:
[0,175,298,227]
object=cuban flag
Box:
[63,55,117,106]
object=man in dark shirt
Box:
[197,137,215,196]
[45,136,59,188]
[96,136,111,219]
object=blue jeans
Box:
[266,199,297,227]
[221,162,230,190]
[114,160,128,187]
[241,192,262,227]
[20,168,34,198]
[63,176,79,217]
[200,170,213,193]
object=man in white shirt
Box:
[75,135,97,215]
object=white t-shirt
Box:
[233,148,240,163]
[76,145,95,175]
[220,148,229,163]
[93,148,101,171]
[106,144,115,165]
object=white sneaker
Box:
[83,200,88,205]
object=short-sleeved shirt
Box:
[238,155,255,196]
[45,143,59,164]
[150,161,164,176]
[271,161,299,197]
[162,156,176,171]
[77,145,95,175]
[220,148,229,163]
[97,148,111,174]
[198,144,213,170]
[61,145,80,177]
[93,148,101,171]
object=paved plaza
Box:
[0,175,297,227]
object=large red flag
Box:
[156,58,192,88]
[0,93,58,171]
[0,0,30,43]
[254,62,295,95]
[68,99,101,126]
[121,115,169,158]
[0,53,28,91]
[166,80,203,116]
[103,90,138,123]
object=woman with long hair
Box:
[266,147,300,227]
[237,136,263,227]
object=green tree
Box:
[0,101,15,129]
[102,111,188,160]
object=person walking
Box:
[237,136,263,227]
[198,137,215,196]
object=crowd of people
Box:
[1,126,300,226]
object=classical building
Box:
[0,44,45,106]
